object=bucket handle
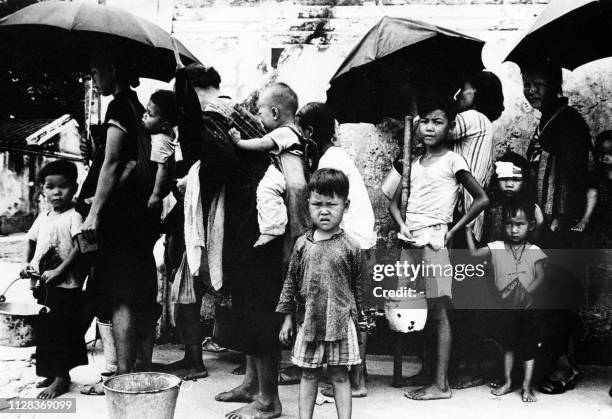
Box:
[0,277,24,302]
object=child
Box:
[295,102,375,398]
[230,82,304,247]
[20,160,87,399]
[388,98,489,401]
[142,89,179,210]
[277,168,364,419]
[482,152,544,244]
[466,199,547,402]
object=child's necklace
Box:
[509,242,527,266]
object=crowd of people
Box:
[19,46,611,419]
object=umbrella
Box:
[505,0,612,70]
[0,1,199,81]
[326,16,485,124]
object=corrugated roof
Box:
[0,119,84,161]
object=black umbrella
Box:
[326,16,485,124]
[505,0,612,70]
[0,1,199,81]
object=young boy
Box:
[466,199,547,402]
[230,82,303,247]
[388,98,489,400]
[142,89,179,210]
[20,160,87,399]
[277,168,364,419]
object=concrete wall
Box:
[171,0,612,239]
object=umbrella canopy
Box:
[505,0,612,70]
[326,16,485,124]
[0,1,199,81]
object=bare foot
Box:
[35,377,54,388]
[450,373,485,389]
[253,234,278,248]
[320,385,367,398]
[225,397,281,419]
[183,366,208,381]
[522,387,537,402]
[215,385,257,403]
[491,381,513,396]
[392,372,431,388]
[37,377,69,399]
[405,384,452,400]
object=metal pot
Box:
[0,277,49,347]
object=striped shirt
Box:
[450,109,494,241]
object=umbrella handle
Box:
[400,116,413,217]
[171,37,185,70]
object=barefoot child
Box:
[21,160,87,399]
[141,89,178,210]
[230,82,304,247]
[388,98,489,401]
[277,168,365,419]
[466,198,547,402]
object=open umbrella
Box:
[505,0,612,70]
[0,1,199,81]
[326,16,485,124]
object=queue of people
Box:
[19,48,610,419]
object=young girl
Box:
[482,152,544,244]
[21,160,87,399]
[466,199,547,402]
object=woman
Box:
[452,70,505,243]
[80,50,160,388]
[522,61,590,395]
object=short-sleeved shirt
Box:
[28,208,83,289]
[104,91,143,163]
[150,128,178,164]
[266,126,301,156]
[487,241,547,293]
[405,150,470,230]
[318,146,376,249]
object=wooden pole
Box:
[400,115,413,216]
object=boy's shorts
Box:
[291,320,361,369]
[400,224,453,299]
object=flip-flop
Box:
[80,379,105,396]
[201,337,227,353]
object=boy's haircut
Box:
[185,64,221,89]
[308,168,349,200]
[465,71,505,122]
[502,196,535,223]
[150,90,178,126]
[296,102,335,147]
[418,96,457,123]
[265,82,299,115]
[594,130,612,155]
[521,60,563,95]
[38,159,78,185]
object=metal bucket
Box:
[97,319,117,373]
[0,302,48,347]
[104,372,181,419]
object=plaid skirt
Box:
[291,320,361,369]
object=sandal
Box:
[201,337,227,353]
[539,377,575,394]
[80,379,105,395]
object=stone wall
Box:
[170,0,612,356]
